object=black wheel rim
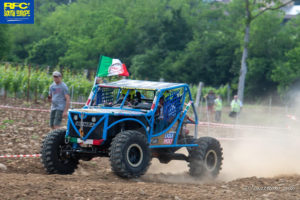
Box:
[58,144,72,163]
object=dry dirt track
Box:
[1,167,300,200]
[0,99,300,199]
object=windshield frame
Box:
[86,85,156,112]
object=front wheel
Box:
[41,129,78,174]
[188,137,223,179]
[109,130,151,178]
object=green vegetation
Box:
[2,119,14,124]
[0,125,6,129]
[31,135,40,140]
[0,0,299,102]
[0,65,93,101]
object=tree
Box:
[160,1,240,86]
[131,6,193,81]
[271,15,300,95]
[235,0,294,102]
[272,46,300,94]
[245,11,287,99]
[28,35,67,66]
[0,25,10,60]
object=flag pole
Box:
[86,55,102,107]
[95,55,103,84]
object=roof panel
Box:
[99,79,186,90]
[72,108,146,115]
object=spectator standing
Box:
[48,71,70,129]
[206,90,216,113]
[229,95,242,118]
[205,90,216,121]
[214,95,222,122]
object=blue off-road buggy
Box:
[41,80,223,178]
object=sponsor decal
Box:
[108,63,123,75]
[163,132,174,145]
[151,138,158,144]
[75,121,95,128]
[0,0,34,24]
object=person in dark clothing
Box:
[205,90,216,122]
[132,91,142,105]
[205,90,216,113]
[155,96,167,133]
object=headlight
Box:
[73,115,78,121]
[91,117,96,122]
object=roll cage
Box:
[67,80,199,148]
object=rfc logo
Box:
[0,0,34,24]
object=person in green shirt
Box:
[229,95,242,118]
[214,95,222,122]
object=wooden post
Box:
[71,85,74,109]
[4,62,8,70]
[34,68,38,103]
[27,64,31,102]
[3,63,7,100]
[60,65,64,77]
[199,97,203,120]
[195,82,203,107]
[227,84,231,105]
[268,96,272,114]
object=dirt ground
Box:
[0,99,300,200]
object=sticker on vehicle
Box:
[151,138,158,144]
[163,132,174,144]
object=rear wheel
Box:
[109,130,151,178]
[188,137,223,179]
[41,129,78,174]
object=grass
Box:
[2,119,14,124]
[31,135,39,140]
[23,101,32,107]
[0,125,6,129]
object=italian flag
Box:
[97,55,129,77]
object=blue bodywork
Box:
[66,80,199,149]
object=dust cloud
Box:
[220,133,300,181]
[143,149,205,184]
[143,95,300,183]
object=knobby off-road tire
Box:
[41,129,79,174]
[109,130,151,178]
[188,137,223,179]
